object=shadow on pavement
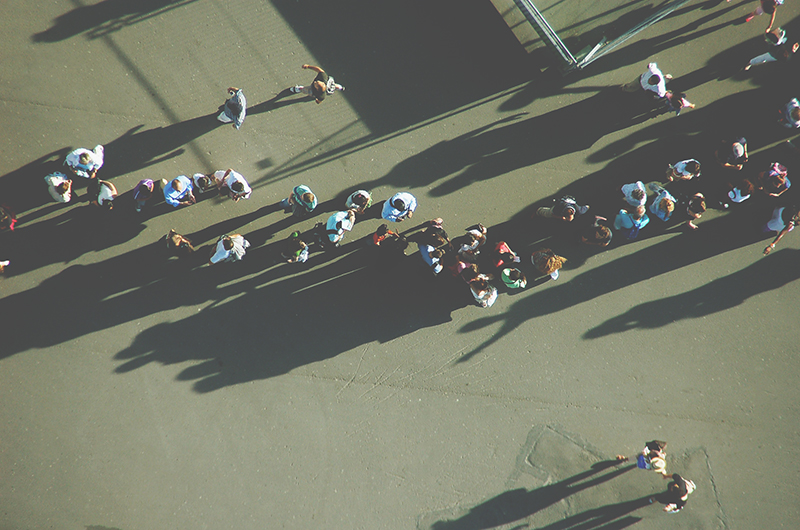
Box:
[32,0,199,43]
[428,461,636,530]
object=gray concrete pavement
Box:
[1,1,799,529]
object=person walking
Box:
[217,87,246,129]
[382,192,417,222]
[218,168,251,202]
[64,145,104,179]
[280,185,317,216]
[209,234,250,264]
[163,176,196,208]
[44,172,72,203]
[620,62,671,98]
[289,64,345,104]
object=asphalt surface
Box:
[1,1,799,529]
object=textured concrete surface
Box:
[1,1,799,529]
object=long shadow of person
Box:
[429,461,635,530]
[584,248,800,339]
[32,0,199,43]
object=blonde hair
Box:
[532,249,566,275]
[659,198,675,214]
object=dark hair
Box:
[430,248,444,260]
[223,237,234,251]
[631,188,645,201]
[508,269,522,281]
[231,181,244,193]
[688,197,706,215]
[459,264,479,283]
[375,224,389,237]
[392,198,406,210]
[352,193,368,206]
[737,179,754,195]
[56,182,70,195]
[648,74,661,86]
[685,161,701,174]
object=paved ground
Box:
[1,1,799,529]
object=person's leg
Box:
[746,52,776,69]
[620,75,642,92]
[217,111,233,123]
[536,206,555,218]
[93,145,104,165]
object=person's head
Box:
[459,264,479,283]
[659,198,675,214]
[56,182,70,195]
[171,178,184,192]
[770,172,787,186]
[351,193,368,207]
[688,196,706,215]
[736,178,754,196]
[471,278,489,292]
[792,107,800,122]
[685,161,701,175]
[648,74,661,86]
[231,181,244,193]
[430,248,444,260]
[631,188,645,202]
[301,192,315,204]
[508,269,524,282]
[222,237,234,251]
[79,152,92,165]
[312,80,326,93]
[429,234,447,248]
[285,237,307,257]
[732,142,745,159]
[375,224,389,237]
[632,205,646,220]
[392,198,406,211]
[137,184,152,199]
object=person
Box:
[666,159,701,182]
[418,243,444,275]
[192,172,223,194]
[720,178,754,209]
[621,181,647,207]
[501,268,527,289]
[64,145,104,179]
[659,474,696,513]
[280,185,317,216]
[44,172,72,203]
[491,241,521,270]
[381,192,417,222]
[165,229,195,257]
[763,205,800,254]
[325,210,356,247]
[468,276,498,308]
[648,183,677,222]
[745,28,799,69]
[218,168,251,201]
[0,260,8,273]
[617,440,670,477]
[757,162,791,197]
[281,231,310,263]
[745,0,783,31]
[289,64,344,104]
[614,205,649,240]
[680,193,706,230]
[778,98,800,128]
[372,224,409,256]
[531,248,566,280]
[663,91,695,116]
[89,179,117,209]
[163,176,196,208]
[345,189,373,214]
[209,233,250,264]
[0,204,17,231]
[217,87,246,129]
[455,224,488,261]
[132,179,154,212]
[715,138,748,170]
[620,62,671,98]
[580,216,613,246]
[536,195,589,222]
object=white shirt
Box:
[224,170,251,199]
[640,63,667,98]
[96,181,117,206]
[326,211,354,243]
[210,235,249,263]
[381,192,417,222]
[44,172,71,203]
[65,147,104,178]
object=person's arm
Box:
[764,220,795,254]
[766,9,777,32]
[302,64,324,74]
